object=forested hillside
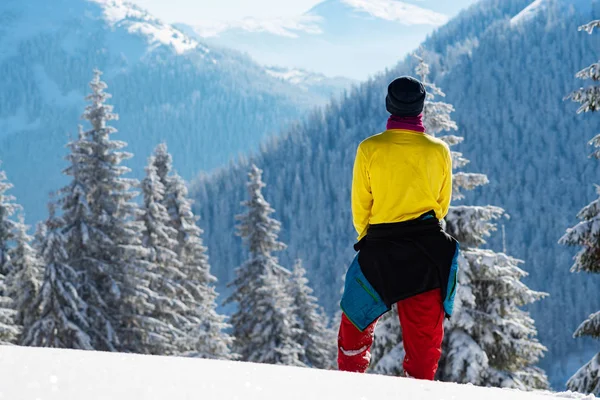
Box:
[0,0,341,223]
[192,0,600,388]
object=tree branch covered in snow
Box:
[579,20,600,34]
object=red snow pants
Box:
[337,289,444,380]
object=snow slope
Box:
[0,345,595,400]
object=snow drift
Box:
[0,345,595,400]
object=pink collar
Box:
[386,114,426,133]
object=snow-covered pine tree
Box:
[0,166,21,344]
[59,70,147,352]
[559,19,600,397]
[151,145,233,359]
[0,166,20,277]
[412,55,549,389]
[5,215,42,338]
[136,156,193,356]
[414,52,458,137]
[33,221,47,253]
[152,144,172,196]
[32,220,47,282]
[289,259,335,369]
[226,165,304,366]
[461,250,549,389]
[0,272,19,344]
[22,204,92,349]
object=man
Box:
[338,76,459,380]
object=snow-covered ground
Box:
[1,345,596,400]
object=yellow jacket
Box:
[352,129,453,240]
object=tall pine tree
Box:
[0,166,21,344]
[226,165,304,366]
[289,259,335,369]
[152,144,234,360]
[0,167,20,277]
[427,54,548,388]
[136,156,191,355]
[6,215,42,340]
[22,204,92,349]
[59,70,147,352]
[560,19,600,397]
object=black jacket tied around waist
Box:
[354,212,459,316]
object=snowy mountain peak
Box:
[0,0,207,58]
[265,67,351,86]
[194,0,448,39]
[89,0,203,54]
[510,0,592,26]
[264,66,354,96]
[510,0,550,25]
[192,15,323,39]
[336,0,449,25]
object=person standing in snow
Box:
[338,76,459,380]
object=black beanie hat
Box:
[385,76,426,117]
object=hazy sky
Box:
[130,0,480,27]
[132,0,323,23]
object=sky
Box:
[131,0,323,24]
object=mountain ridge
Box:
[0,0,341,224]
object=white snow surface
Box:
[1,345,597,400]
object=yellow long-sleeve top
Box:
[352,129,453,240]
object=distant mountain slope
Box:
[180,0,458,79]
[0,0,337,223]
[264,67,355,99]
[193,0,600,388]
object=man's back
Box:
[352,128,452,240]
[338,76,457,380]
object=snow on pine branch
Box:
[453,173,489,201]
[579,20,600,34]
[446,206,504,248]
[439,135,464,147]
[573,311,600,339]
[568,21,600,114]
[566,352,600,396]
[576,63,600,82]
[568,85,600,113]
[559,186,600,273]
[588,134,600,159]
